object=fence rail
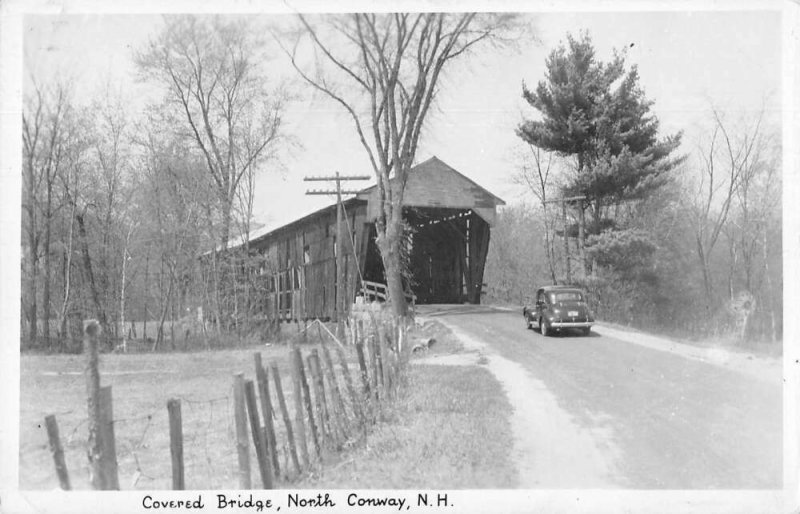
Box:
[359,280,417,306]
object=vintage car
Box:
[523,285,595,336]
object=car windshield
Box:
[550,291,583,303]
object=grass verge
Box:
[19,319,516,490]
[296,320,516,489]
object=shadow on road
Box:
[528,328,601,338]
[416,304,507,317]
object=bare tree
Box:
[134,121,209,350]
[515,145,559,283]
[22,82,73,346]
[136,15,286,247]
[55,104,93,346]
[282,13,518,316]
[685,107,764,302]
[724,117,780,340]
[90,88,132,339]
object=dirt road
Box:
[421,305,782,489]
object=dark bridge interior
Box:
[361,207,491,304]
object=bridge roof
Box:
[217,156,505,254]
[356,156,505,224]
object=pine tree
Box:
[517,32,683,229]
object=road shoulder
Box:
[592,324,781,384]
[421,316,621,488]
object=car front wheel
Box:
[540,318,550,337]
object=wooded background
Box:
[20,18,782,351]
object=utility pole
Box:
[305,173,370,336]
[545,195,586,284]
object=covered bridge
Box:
[243,157,505,321]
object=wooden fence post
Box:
[98,385,119,490]
[377,322,391,395]
[167,398,184,490]
[271,363,301,475]
[354,338,370,403]
[306,352,330,450]
[254,353,279,477]
[245,380,273,489]
[293,348,320,457]
[334,342,365,428]
[44,415,70,490]
[233,373,251,489]
[368,329,381,397]
[84,320,104,490]
[313,349,343,447]
[290,349,309,467]
[320,341,349,437]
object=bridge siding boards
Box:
[247,200,369,322]
[237,157,503,322]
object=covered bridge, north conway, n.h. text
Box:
[238,156,505,322]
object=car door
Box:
[534,289,545,320]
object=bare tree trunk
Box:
[26,195,39,345]
[58,203,76,347]
[143,249,149,341]
[120,250,127,352]
[211,249,223,335]
[43,184,53,347]
[378,224,407,318]
[542,205,557,284]
[762,228,777,342]
[154,269,175,352]
[232,255,239,334]
[696,236,713,302]
[170,291,176,349]
[119,225,134,352]
[76,212,107,336]
[727,234,737,301]
[156,257,165,349]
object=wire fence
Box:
[36,315,410,490]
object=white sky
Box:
[19,8,782,232]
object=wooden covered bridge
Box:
[241,157,505,321]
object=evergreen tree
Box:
[517,32,683,228]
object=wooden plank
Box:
[44,415,71,490]
[254,353,279,478]
[167,398,184,490]
[98,386,119,490]
[271,363,302,475]
[369,324,381,390]
[244,380,273,488]
[306,351,330,449]
[315,347,342,443]
[334,339,365,429]
[294,348,320,457]
[84,321,104,490]
[355,335,370,400]
[378,323,394,396]
[320,340,349,432]
[289,349,310,468]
